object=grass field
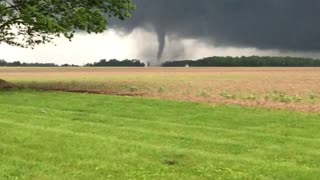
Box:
[1,67,320,112]
[1,67,320,179]
[1,90,320,179]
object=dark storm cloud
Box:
[110,0,320,60]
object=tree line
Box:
[85,59,145,67]
[162,56,320,67]
[1,56,320,67]
[0,59,59,67]
[0,59,145,67]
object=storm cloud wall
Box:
[110,0,320,61]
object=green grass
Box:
[1,90,320,179]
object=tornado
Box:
[156,28,166,61]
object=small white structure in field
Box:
[185,64,190,68]
[145,62,150,67]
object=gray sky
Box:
[1,0,320,64]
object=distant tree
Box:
[0,59,6,66]
[11,61,21,66]
[61,64,78,67]
[0,0,135,47]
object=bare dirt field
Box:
[1,67,320,112]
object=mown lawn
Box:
[0,90,320,179]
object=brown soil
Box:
[0,79,15,89]
[36,87,144,97]
[1,67,320,112]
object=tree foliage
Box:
[0,0,135,47]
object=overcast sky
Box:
[1,0,320,65]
